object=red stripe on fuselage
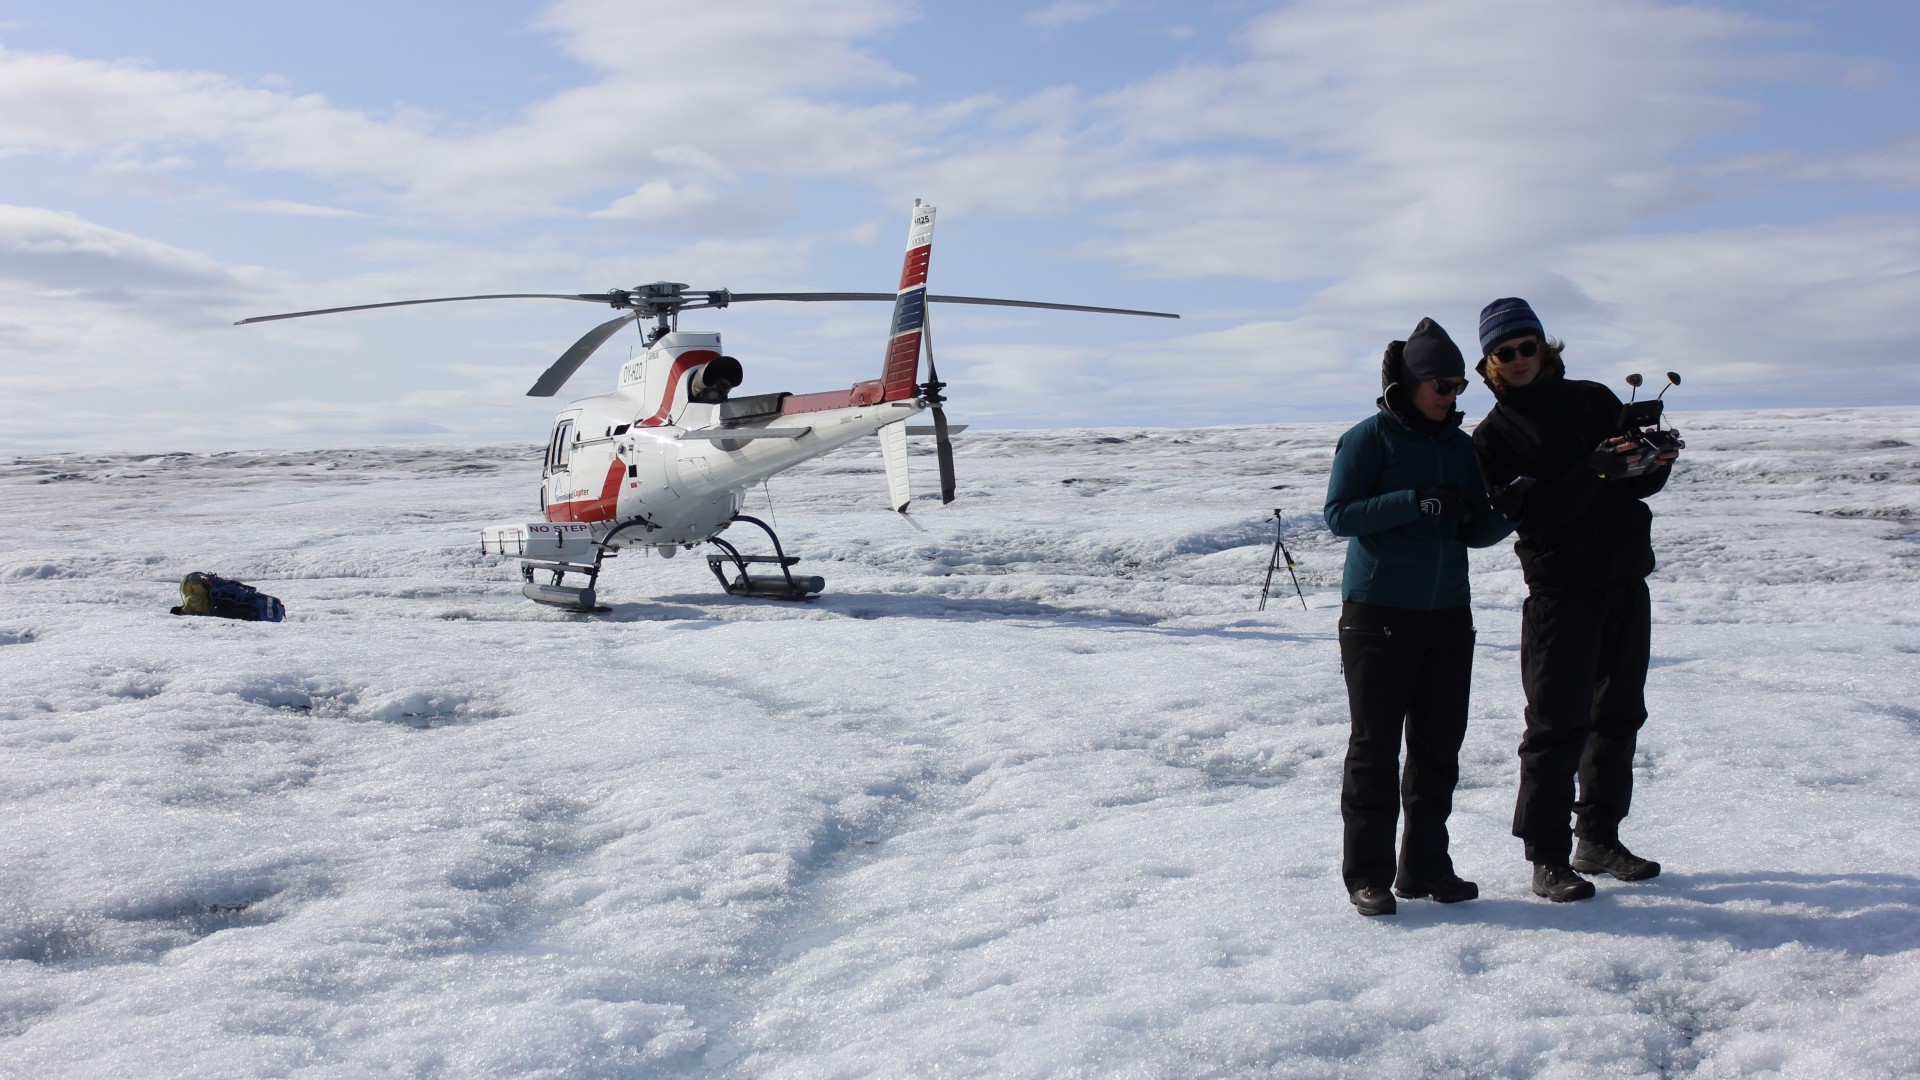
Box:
[638,350,720,427]
[546,457,625,523]
[782,380,886,414]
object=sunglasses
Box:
[1489,339,1541,364]
[1432,379,1469,396]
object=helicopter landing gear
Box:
[481,520,615,612]
[705,514,824,600]
[520,549,611,613]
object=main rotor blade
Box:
[235,292,627,325]
[722,292,895,304]
[528,313,639,397]
[722,291,1178,319]
[929,294,1177,319]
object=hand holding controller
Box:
[1607,372,1685,479]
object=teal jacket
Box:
[1324,406,1513,609]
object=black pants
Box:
[1339,602,1475,892]
[1512,577,1652,863]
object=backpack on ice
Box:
[171,572,285,623]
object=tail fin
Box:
[879,202,936,402]
[878,418,913,514]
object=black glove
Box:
[1587,440,1637,480]
[1415,486,1464,517]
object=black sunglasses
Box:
[1432,379,1469,396]
[1489,339,1541,363]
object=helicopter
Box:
[237,202,1177,611]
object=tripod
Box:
[1259,509,1307,612]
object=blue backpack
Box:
[173,572,286,622]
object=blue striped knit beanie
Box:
[1478,297,1544,354]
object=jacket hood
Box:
[1382,319,1465,394]
[1379,318,1467,434]
[1377,388,1463,437]
[1402,317,1465,382]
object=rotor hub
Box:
[606,282,698,316]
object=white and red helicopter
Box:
[239,202,1176,610]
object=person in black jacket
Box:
[1325,318,1513,917]
[1470,297,1680,903]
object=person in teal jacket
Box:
[1324,317,1513,916]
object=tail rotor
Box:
[921,310,957,505]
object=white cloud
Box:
[226,199,367,218]
[876,0,1920,422]
[0,204,253,304]
[589,181,794,234]
[1085,0,1766,269]
[592,180,721,221]
[389,0,920,215]
[0,208,285,449]
[876,0,1794,350]
[1025,1,1126,30]
[939,314,1372,429]
[0,2,923,221]
[534,0,911,92]
[1561,215,1920,392]
[1786,140,1920,190]
[0,46,428,182]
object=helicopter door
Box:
[544,417,576,508]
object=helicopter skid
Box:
[518,552,610,612]
[705,515,823,600]
[706,554,825,601]
[522,580,608,613]
[480,523,612,612]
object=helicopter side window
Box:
[548,420,575,472]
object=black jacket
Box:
[1471,364,1670,593]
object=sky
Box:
[1,0,1916,451]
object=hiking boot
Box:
[1572,839,1661,881]
[1531,863,1596,902]
[1349,886,1397,916]
[1394,872,1479,904]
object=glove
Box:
[1415,486,1464,517]
[1587,439,1638,480]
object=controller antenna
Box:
[1656,371,1681,400]
[1625,372,1643,402]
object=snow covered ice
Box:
[2,408,1917,1078]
